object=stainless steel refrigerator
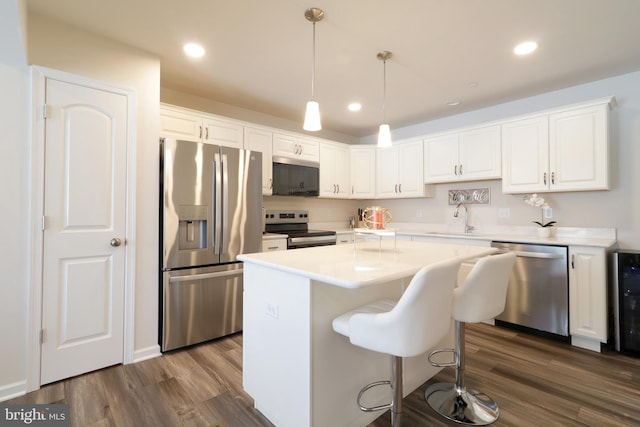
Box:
[160,138,262,351]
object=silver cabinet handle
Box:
[205,127,209,140]
[398,183,402,193]
[110,238,122,247]
[459,164,463,175]
[269,178,273,189]
[544,172,547,185]
[454,165,458,175]
[394,184,398,193]
[571,254,575,269]
[199,126,203,139]
[551,171,555,185]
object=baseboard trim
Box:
[131,345,162,364]
[0,380,27,402]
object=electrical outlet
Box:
[498,208,510,219]
[544,207,553,219]
[265,303,279,319]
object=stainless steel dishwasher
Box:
[491,241,569,338]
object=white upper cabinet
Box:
[319,142,350,198]
[160,105,203,142]
[377,140,429,198]
[424,125,501,183]
[203,117,243,148]
[349,146,376,199]
[160,104,243,148]
[272,132,320,163]
[244,126,273,195]
[502,97,613,193]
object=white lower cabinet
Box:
[569,245,607,351]
[262,238,287,252]
[336,231,354,245]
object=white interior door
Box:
[40,78,128,385]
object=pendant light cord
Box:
[311,21,316,100]
[382,57,387,123]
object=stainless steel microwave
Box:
[272,156,319,197]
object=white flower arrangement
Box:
[523,194,556,227]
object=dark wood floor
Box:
[7,323,640,426]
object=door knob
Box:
[110,238,122,247]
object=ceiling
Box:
[25,0,640,138]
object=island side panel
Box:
[243,263,313,427]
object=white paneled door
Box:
[40,78,128,385]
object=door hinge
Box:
[42,104,50,119]
[40,329,45,344]
[41,215,46,231]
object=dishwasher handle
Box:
[494,249,565,260]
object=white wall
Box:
[27,12,161,361]
[0,63,30,397]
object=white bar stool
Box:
[332,258,461,427]
[425,252,516,425]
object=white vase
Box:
[536,227,551,238]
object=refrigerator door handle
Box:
[221,153,230,255]
[213,152,223,254]
[169,268,243,283]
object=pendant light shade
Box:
[378,124,392,148]
[304,100,321,131]
[303,8,324,131]
[377,51,393,147]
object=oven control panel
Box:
[265,210,309,224]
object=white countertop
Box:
[328,224,617,249]
[239,240,496,289]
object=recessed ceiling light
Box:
[183,43,205,58]
[348,103,362,112]
[514,41,538,56]
[446,100,461,107]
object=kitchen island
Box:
[238,239,497,427]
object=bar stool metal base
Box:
[425,382,499,425]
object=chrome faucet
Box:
[454,202,475,234]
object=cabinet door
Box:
[244,127,273,195]
[569,246,607,343]
[319,143,337,197]
[160,107,202,142]
[424,133,459,183]
[203,117,243,148]
[296,137,320,163]
[549,104,609,191]
[458,125,501,181]
[272,133,320,162]
[320,143,350,198]
[376,146,399,198]
[397,140,424,197]
[501,116,549,193]
[349,146,376,198]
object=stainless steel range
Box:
[264,210,336,249]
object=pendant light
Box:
[303,7,324,131]
[377,51,392,147]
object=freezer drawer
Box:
[162,263,243,351]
